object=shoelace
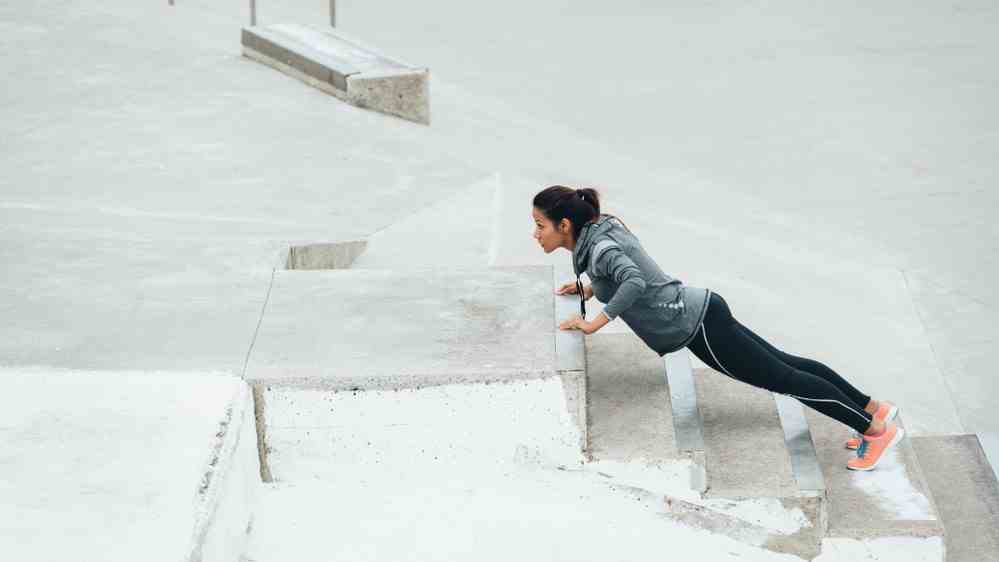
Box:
[856,438,869,458]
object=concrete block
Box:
[911,434,999,561]
[242,24,429,124]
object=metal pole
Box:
[329,0,336,27]
[250,0,256,25]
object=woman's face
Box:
[532,207,570,253]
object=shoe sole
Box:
[847,424,905,471]
[845,405,899,450]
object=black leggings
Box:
[686,292,873,434]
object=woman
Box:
[532,185,902,471]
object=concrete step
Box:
[911,434,999,561]
[584,331,679,464]
[805,409,944,553]
[694,368,800,500]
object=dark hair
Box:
[532,185,602,241]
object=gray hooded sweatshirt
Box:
[572,214,711,356]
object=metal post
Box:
[329,0,336,27]
[250,0,256,25]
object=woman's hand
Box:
[559,313,592,334]
[555,282,593,300]
[559,311,610,335]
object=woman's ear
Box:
[559,218,572,234]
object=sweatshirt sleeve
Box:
[591,243,646,320]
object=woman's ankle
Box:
[864,399,880,416]
[864,419,885,437]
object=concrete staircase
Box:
[240,173,998,561]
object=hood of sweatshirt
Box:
[572,214,618,277]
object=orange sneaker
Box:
[847,421,904,471]
[846,400,898,450]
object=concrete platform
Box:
[805,410,943,543]
[242,24,429,124]
[911,434,999,561]
[244,266,557,387]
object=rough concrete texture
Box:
[261,378,585,481]
[348,68,430,125]
[584,331,678,464]
[695,368,799,499]
[805,409,943,541]
[244,266,555,387]
[242,24,429,123]
[911,434,999,561]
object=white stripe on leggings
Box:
[701,324,871,425]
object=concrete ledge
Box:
[187,382,261,562]
[242,24,429,124]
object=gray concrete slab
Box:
[911,434,999,562]
[244,267,557,387]
[584,331,678,463]
[694,368,799,499]
[805,410,943,541]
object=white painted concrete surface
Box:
[0,368,255,562]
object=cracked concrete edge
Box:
[651,489,822,559]
[244,367,561,391]
[187,382,260,562]
[663,494,823,559]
